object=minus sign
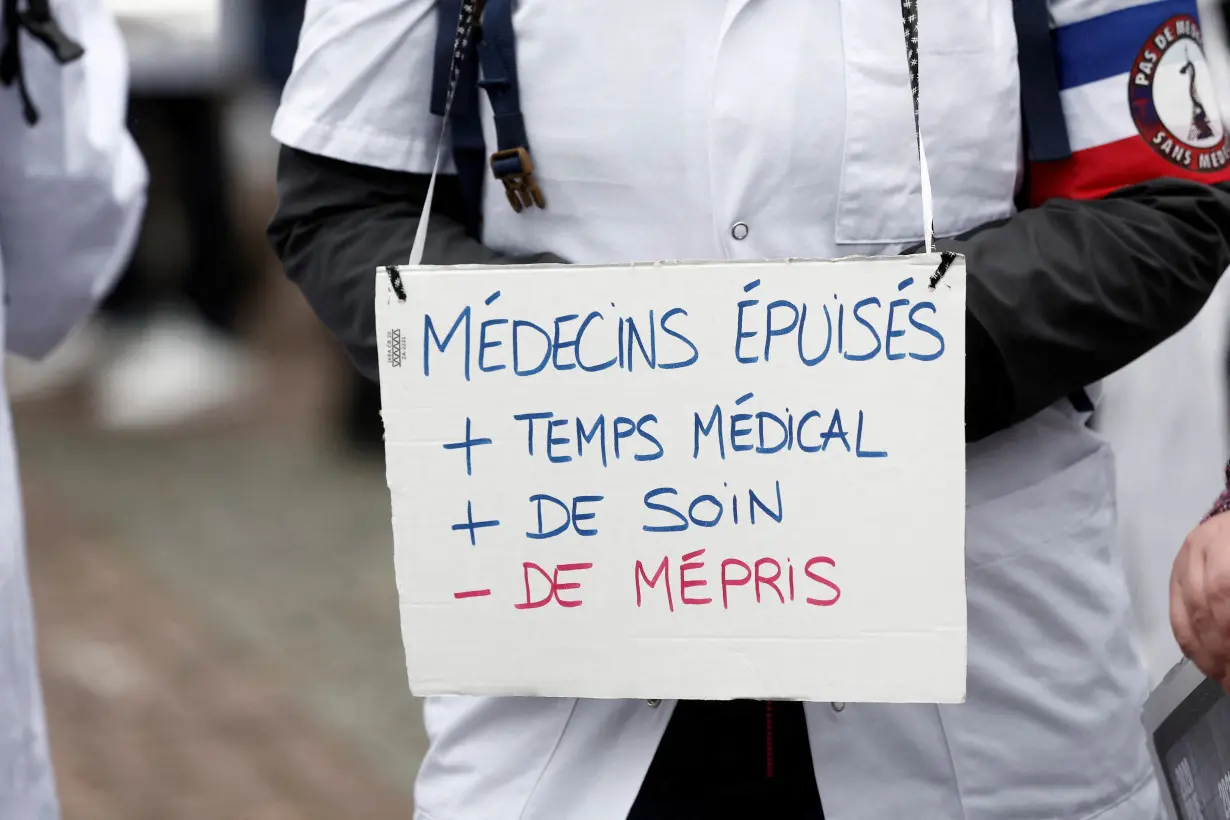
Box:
[454,589,492,599]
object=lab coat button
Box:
[731,222,749,240]
[831,702,845,713]
[646,699,662,708]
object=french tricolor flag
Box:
[1030,0,1230,205]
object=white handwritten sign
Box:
[376,255,967,703]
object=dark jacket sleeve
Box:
[266,145,563,381]
[269,145,1230,442]
[947,178,1230,441]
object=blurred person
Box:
[7,0,260,430]
[1097,0,1230,689]
[0,0,146,814]
[268,1,1230,818]
[91,0,258,429]
[93,92,255,428]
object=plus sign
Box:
[442,417,493,476]
[451,501,500,546]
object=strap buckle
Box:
[490,147,546,213]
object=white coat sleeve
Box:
[271,0,445,174]
[0,0,147,359]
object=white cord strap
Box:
[900,0,935,254]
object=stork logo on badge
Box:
[1130,14,1229,172]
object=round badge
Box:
[1129,14,1228,172]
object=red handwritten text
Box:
[634,551,840,610]
[515,561,594,609]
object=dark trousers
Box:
[628,700,824,819]
[345,375,385,452]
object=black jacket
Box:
[268,145,1230,442]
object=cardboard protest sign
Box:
[376,254,966,703]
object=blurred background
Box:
[5,0,422,817]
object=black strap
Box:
[1,0,84,126]
[1014,0,1071,163]
[429,0,480,119]
[429,0,541,229]
[431,0,486,237]
[477,0,528,155]
[475,0,542,212]
[1068,388,1095,414]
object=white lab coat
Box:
[0,1,146,816]
[274,1,1159,817]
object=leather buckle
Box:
[490,147,546,213]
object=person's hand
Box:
[1171,512,1230,690]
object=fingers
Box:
[1205,539,1230,641]
[1173,525,1229,682]
[1185,536,1226,677]
[1204,528,1230,691]
[1171,541,1215,676]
